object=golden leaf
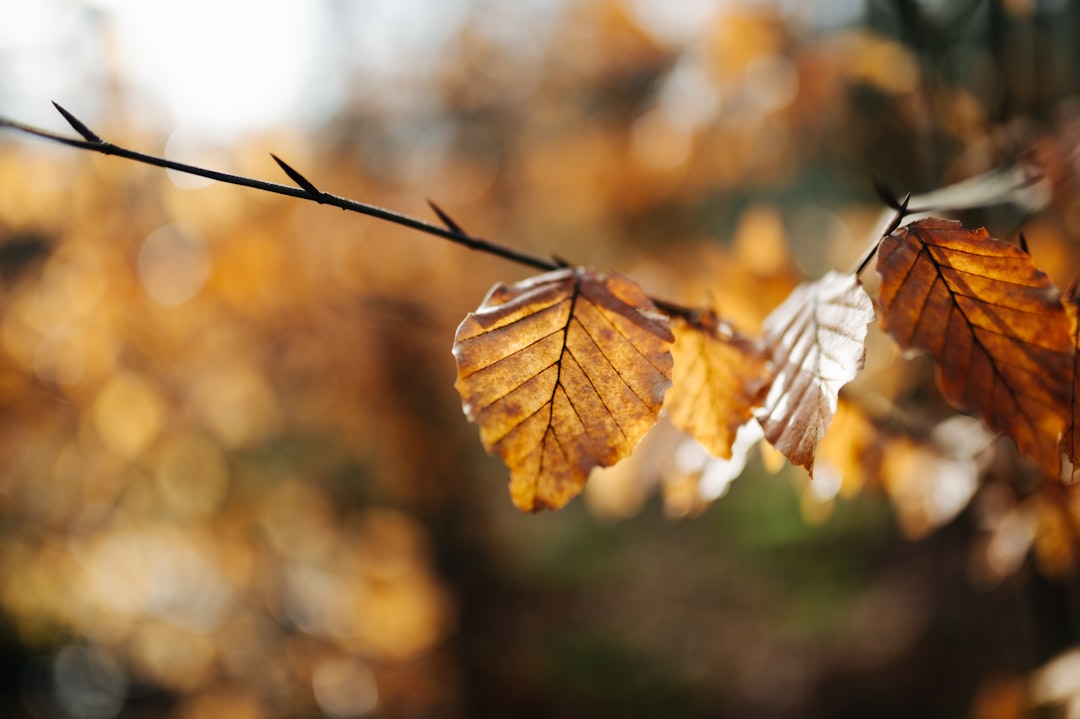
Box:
[754,271,875,472]
[877,218,1072,477]
[813,398,878,499]
[453,268,674,512]
[665,311,770,459]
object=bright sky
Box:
[0,0,478,140]
[0,0,866,141]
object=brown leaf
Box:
[453,267,674,512]
[753,271,875,472]
[665,312,770,459]
[1061,293,1080,480]
[877,218,1072,478]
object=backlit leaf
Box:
[877,218,1072,478]
[453,267,674,512]
[753,271,875,472]
[665,311,770,459]
[1059,291,1079,480]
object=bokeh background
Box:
[2,1,1080,717]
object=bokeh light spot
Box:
[34,324,86,385]
[131,619,216,691]
[32,248,107,328]
[312,657,378,718]
[138,222,211,306]
[743,54,799,114]
[75,525,232,632]
[154,434,229,519]
[260,481,339,562]
[630,0,719,46]
[163,127,218,190]
[52,644,127,719]
[92,373,166,459]
[186,361,281,447]
[733,204,790,275]
[631,108,692,172]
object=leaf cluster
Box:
[7,106,1077,519]
[455,211,1079,513]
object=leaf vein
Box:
[565,349,630,444]
[457,326,565,380]
[573,317,655,411]
[583,296,669,374]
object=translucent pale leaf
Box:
[754,271,875,472]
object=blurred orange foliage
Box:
[3,1,1080,718]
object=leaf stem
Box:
[851,193,911,277]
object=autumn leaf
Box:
[453,267,674,512]
[753,271,875,472]
[1059,290,1080,480]
[877,218,1072,478]
[665,311,770,459]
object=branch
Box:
[850,165,1051,277]
[1,104,559,273]
[2,105,726,322]
[851,191,911,276]
[14,104,1001,323]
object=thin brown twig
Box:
[1,105,560,273]
[2,105,727,321]
[3,104,940,324]
[851,192,912,277]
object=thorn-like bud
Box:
[1019,233,1029,254]
[428,200,466,234]
[882,192,912,238]
[52,102,102,143]
[1066,275,1079,303]
[873,177,902,210]
[551,254,572,268]
[271,153,320,197]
